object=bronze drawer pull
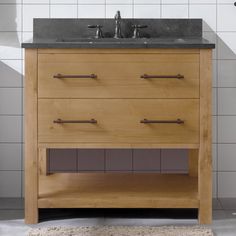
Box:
[53,73,97,79]
[140,74,184,79]
[140,118,184,124]
[53,118,97,124]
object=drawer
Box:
[38,99,199,144]
[38,53,199,99]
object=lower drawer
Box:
[38,99,199,144]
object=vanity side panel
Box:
[198,49,212,224]
[24,49,38,224]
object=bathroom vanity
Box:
[22,18,215,224]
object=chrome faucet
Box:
[114,11,122,38]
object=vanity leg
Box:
[188,149,198,177]
[25,49,38,224]
[198,49,212,224]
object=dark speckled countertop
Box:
[21,19,215,49]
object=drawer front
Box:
[38,53,199,99]
[38,99,199,144]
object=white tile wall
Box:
[0,0,235,197]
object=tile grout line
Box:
[216,0,219,199]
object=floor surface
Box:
[0,198,236,236]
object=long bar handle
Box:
[140,118,184,124]
[53,73,97,79]
[53,118,97,124]
[141,74,184,79]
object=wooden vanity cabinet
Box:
[25,48,212,224]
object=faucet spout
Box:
[114,10,122,39]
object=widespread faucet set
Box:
[88,11,147,39]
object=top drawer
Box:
[38,53,200,99]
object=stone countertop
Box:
[22,37,215,49]
[21,18,215,49]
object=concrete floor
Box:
[0,198,236,236]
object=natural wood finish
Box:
[38,54,199,99]
[38,99,199,144]
[38,173,198,208]
[38,48,200,54]
[24,47,213,224]
[188,149,199,177]
[198,49,212,224]
[38,143,199,149]
[38,148,48,176]
[24,49,38,224]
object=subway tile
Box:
[0,32,22,60]
[106,0,133,4]
[133,149,161,171]
[218,172,236,198]
[105,149,132,171]
[0,88,22,115]
[0,210,24,220]
[0,60,22,87]
[0,198,24,210]
[0,5,21,31]
[217,5,236,32]
[78,149,105,172]
[49,149,77,172]
[50,5,77,18]
[78,0,105,3]
[23,5,50,31]
[190,0,216,3]
[134,0,160,3]
[0,116,22,142]
[189,5,216,32]
[218,0,235,3]
[162,5,188,18]
[78,5,105,18]
[213,116,217,143]
[218,88,236,115]
[218,116,236,143]
[0,171,21,197]
[203,32,217,59]
[219,198,236,210]
[134,5,160,18]
[213,171,217,198]
[213,198,222,210]
[218,144,236,171]
[218,60,236,87]
[218,32,236,60]
[0,0,22,3]
[106,5,133,18]
[162,0,188,3]
[161,149,188,171]
[212,144,217,172]
[51,0,76,3]
[212,88,217,116]
[23,0,49,3]
[0,144,21,171]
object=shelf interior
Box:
[38,173,198,209]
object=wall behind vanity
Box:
[0,0,235,198]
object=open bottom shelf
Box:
[38,173,198,209]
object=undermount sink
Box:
[56,37,187,44]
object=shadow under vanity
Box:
[22,18,215,225]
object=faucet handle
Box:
[132,25,148,38]
[88,25,103,39]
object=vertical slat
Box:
[38,148,49,176]
[25,49,38,224]
[198,49,212,224]
[188,149,198,177]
